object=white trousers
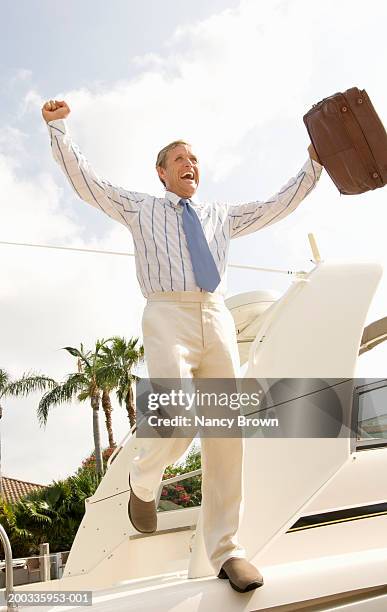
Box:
[130,291,246,574]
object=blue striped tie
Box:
[180,198,221,292]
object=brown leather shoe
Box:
[128,476,157,534]
[218,558,264,593]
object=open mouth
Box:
[180,171,196,183]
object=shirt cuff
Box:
[46,118,67,136]
[302,156,323,178]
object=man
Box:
[42,98,323,593]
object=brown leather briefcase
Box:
[303,87,387,195]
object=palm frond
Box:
[6,372,57,398]
[37,373,85,426]
[63,346,92,370]
[0,368,10,394]
[95,338,114,353]
[63,346,83,358]
[95,364,122,389]
[115,387,124,406]
[16,500,53,525]
[77,390,90,402]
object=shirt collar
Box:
[165,190,201,209]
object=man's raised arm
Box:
[42,99,145,229]
[227,149,323,239]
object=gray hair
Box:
[156,140,191,187]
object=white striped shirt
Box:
[47,118,323,298]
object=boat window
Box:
[357,384,387,447]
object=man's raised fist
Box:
[41,99,71,123]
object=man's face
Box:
[157,144,199,198]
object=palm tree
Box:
[78,350,116,450]
[38,340,113,476]
[101,388,116,449]
[98,337,144,429]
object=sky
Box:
[1,0,387,485]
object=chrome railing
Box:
[0,523,18,610]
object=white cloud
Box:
[24,1,317,193]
